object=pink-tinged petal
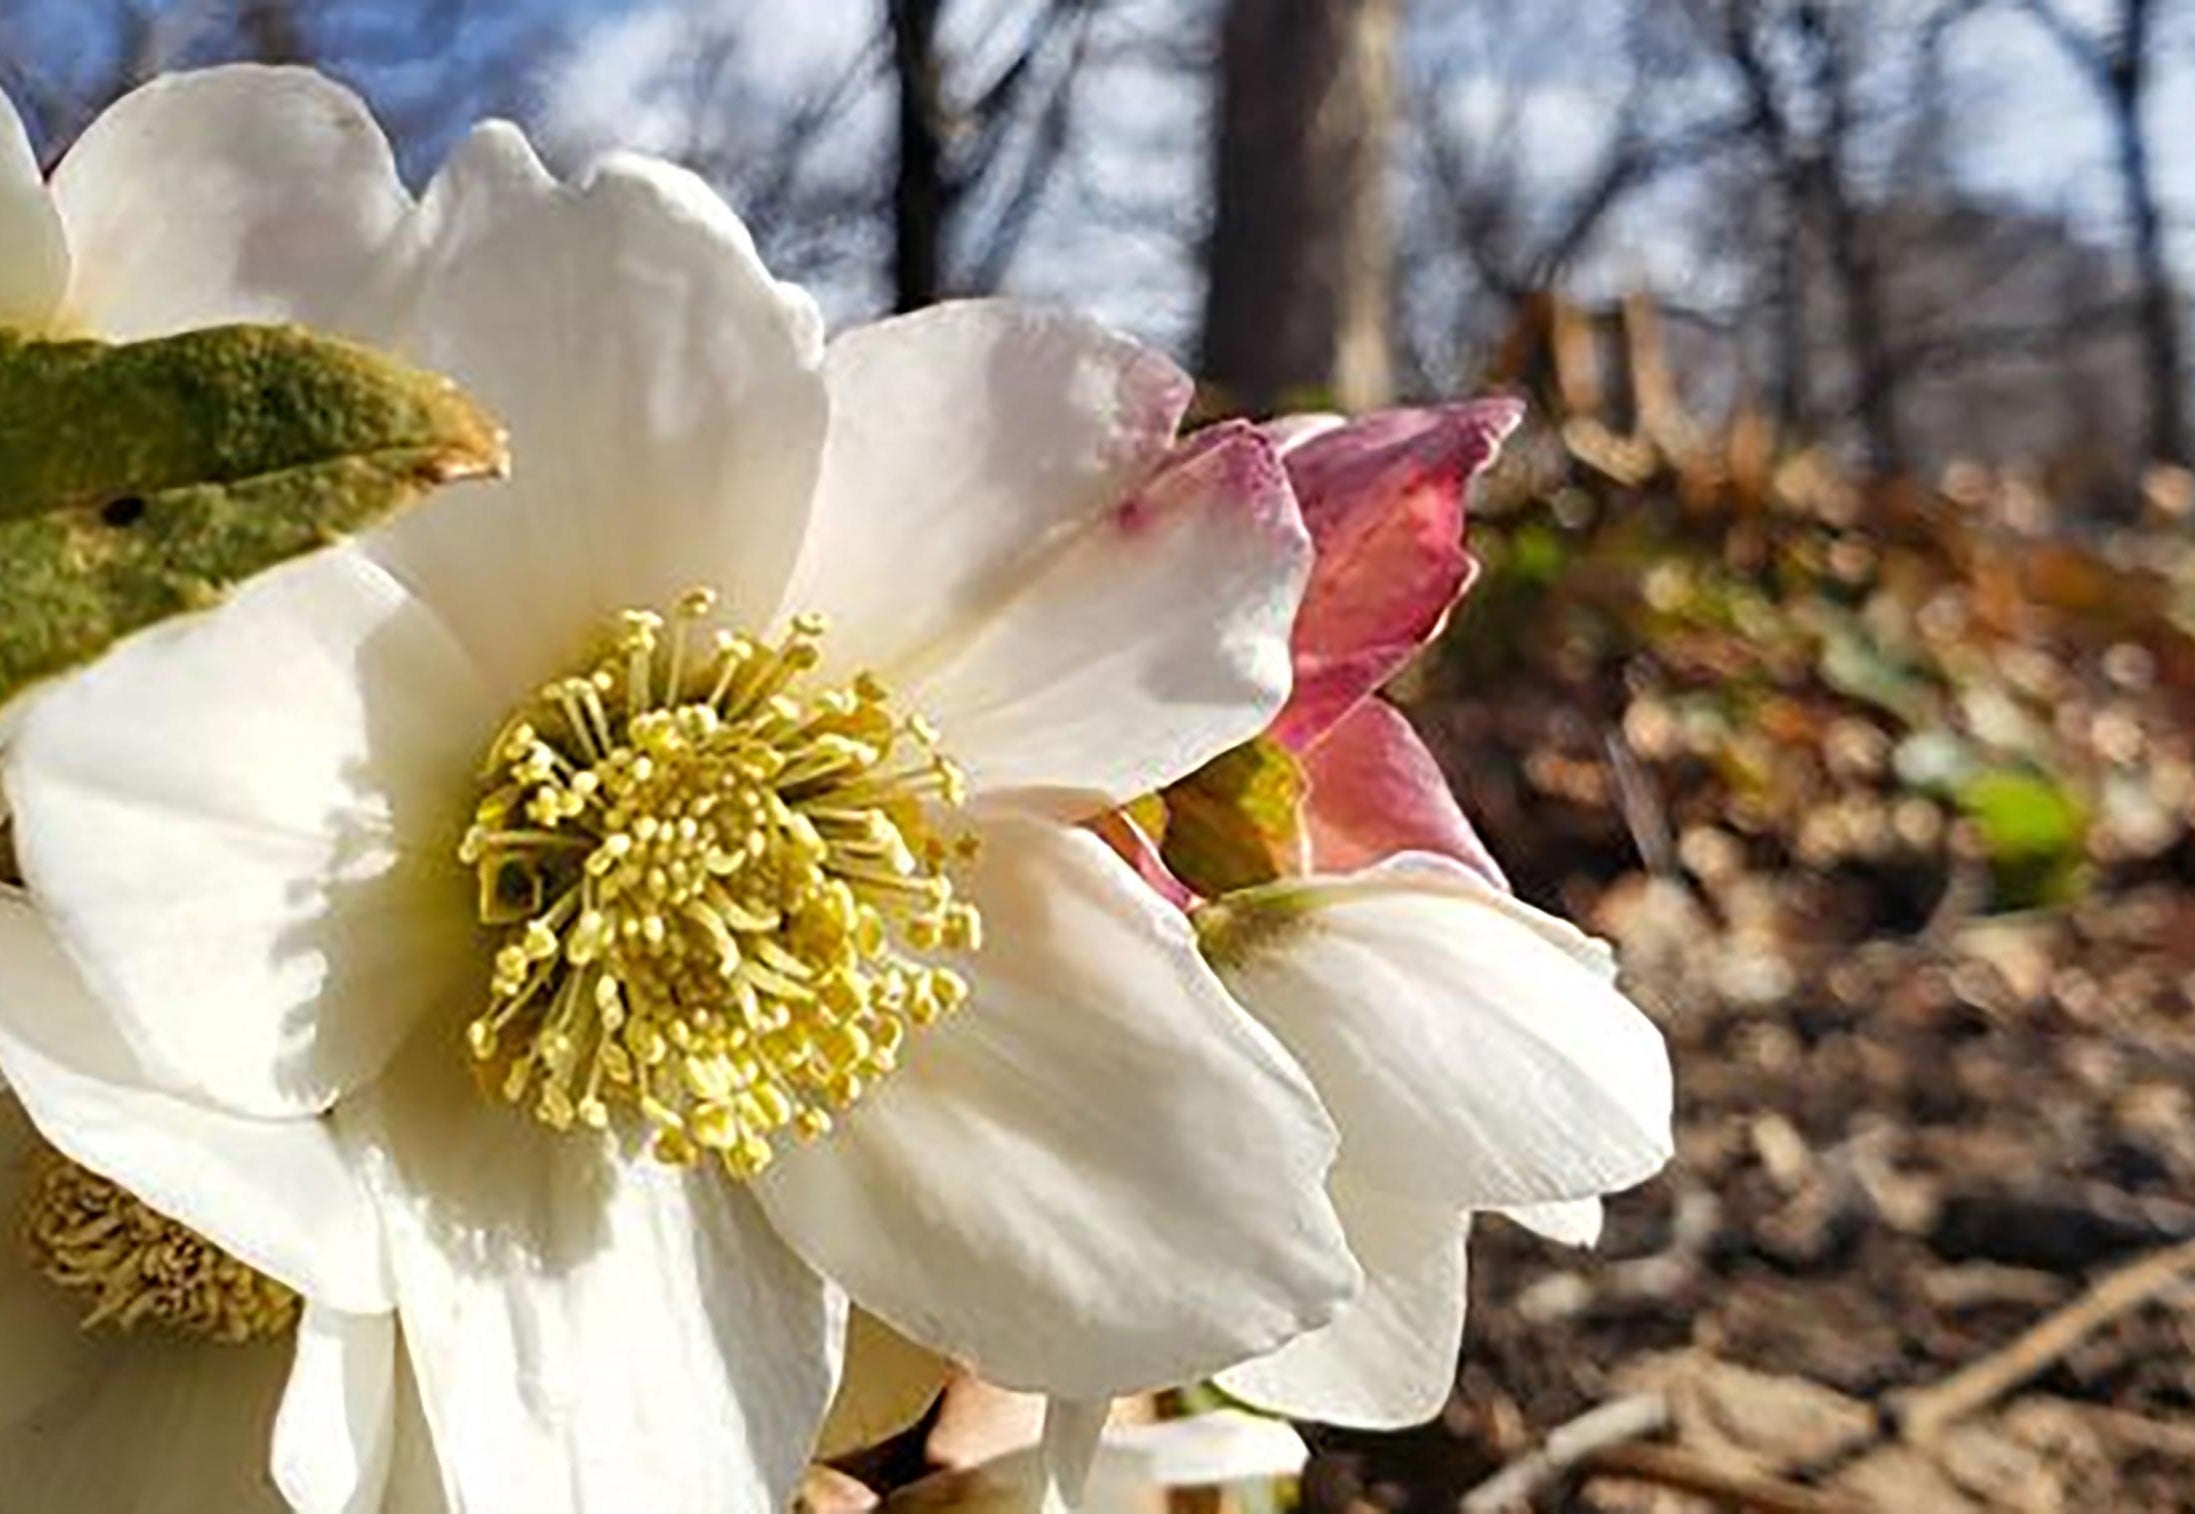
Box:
[1085,811,1197,913]
[785,300,1193,685]
[1269,399,1524,750]
[1262,414,1346,456]
[1300,698,1506,887]
[909,418,1309,814]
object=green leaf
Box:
[1955,767,2089,909]
[1158,735,1308,899]
[0,325,505,714]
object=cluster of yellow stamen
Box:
[18,1146,299,1344]
[461,591,981,1178]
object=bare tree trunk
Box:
[1767,204,1809,433]
[2108,0,2187,467]
[1719,4,1809,434]
[889,0,951,312]
[1201,0,1396,414]
[2019,0,2188,474]
[236,0,309,64]
[1815,168,1907,475]
[1803,2,1906,476]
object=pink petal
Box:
[1301,698,1507,887]
[1087,809,1199,912]
[1268,399,1524,750]
[1262,414,1346,455]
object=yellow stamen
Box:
[461,592,982,1178]
[18,1146,298,1344]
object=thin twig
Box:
[2015,1396,2195,1462]
[1894,1235,2195,1443]
[1459,1393,1669,1512]
[1602,729,1678,879]
[1583,1443,1866,1514]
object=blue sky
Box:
[4,0,2189,351]
[540,0,2195,340]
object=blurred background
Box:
[6,0,2194,1508]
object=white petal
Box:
[784,301,1192,685]
[0,90,67,331]
[0,1322,294,1513]
[0,890,391,1310]
[909,422,1311,813]
[1219,1184,1468,1430]
[274,1307,397,1514]
[1039,1398,1109,1514]
[0,90,37,186]
[3,549,490,1119]
[889,1412,1308,1514]
[756,814,1356,1397]
[51,66,408,339]
[337,1025,845,1514]
[1500,1199,1604,1247]
[1096,1410,1309,1488]
[361,129,828,700]
[1201,855,1673,1208]
[817,1309,951,1460]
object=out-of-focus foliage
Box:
[1381,392,2195,1514]
[1427,403,2195,947]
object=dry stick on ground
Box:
[1582,1443,1869,1514]
[2018,1395,2195,1462]
[1459,1393,1669,1512]
[1894,1235,2195,1444]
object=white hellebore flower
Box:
[0,66,1358,1514]
[2,73,446,1514]
[0,70,402,342]
[1194,855,1675,1429]
[0,893,442,1513]
[0,67,409,754]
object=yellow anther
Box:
[461,590,982,1180]
[18,1146,299,1344]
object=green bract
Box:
[1158,734,1309,898]
[0,323,504,714]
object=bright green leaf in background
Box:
[1955,766,2089,909]
[0,324,504,715]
